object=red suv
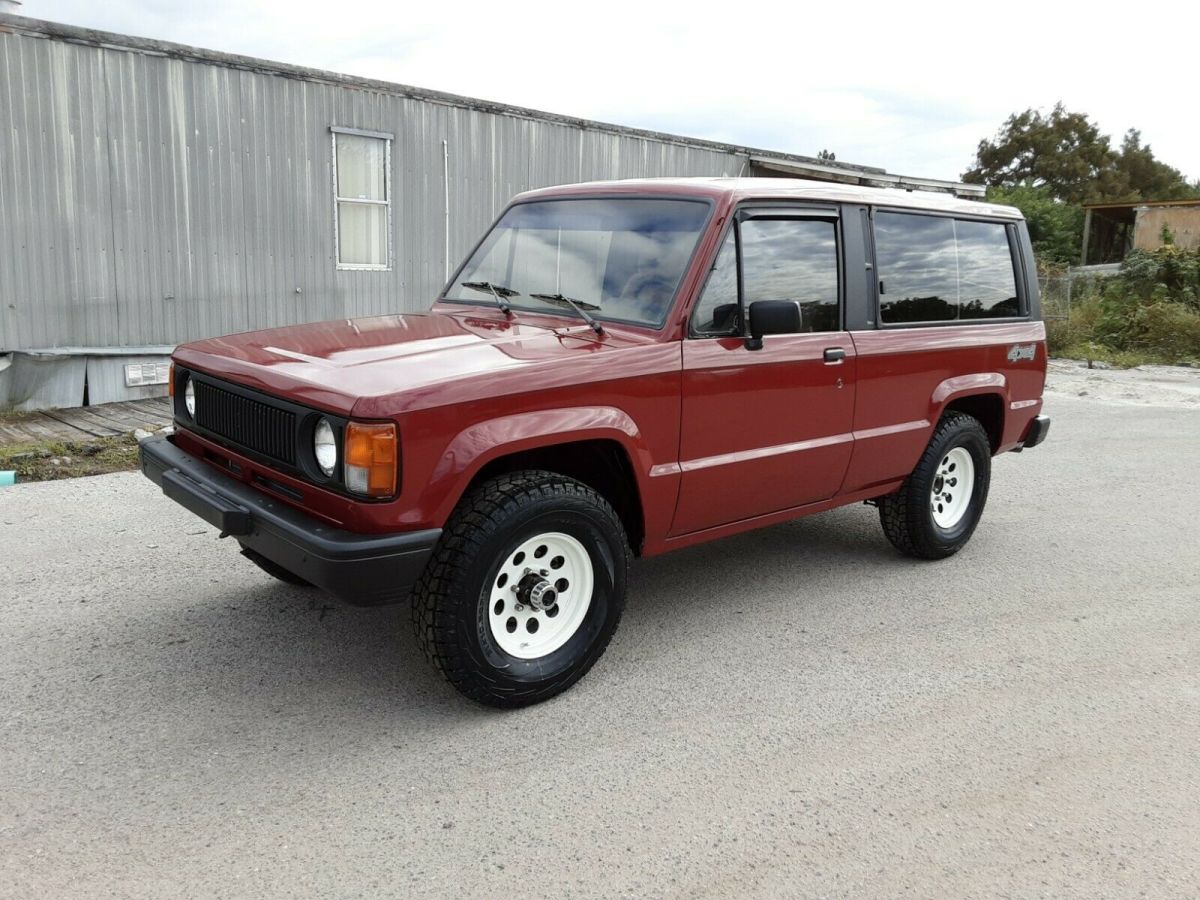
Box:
[141,177,1050,706]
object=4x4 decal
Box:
[1007,343,1037,362]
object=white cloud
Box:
[27,0,1200,182]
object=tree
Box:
[965,105,1198,268]
[1113,129,1198,201]
[985,183,1083,266]
[963,104,1117,204]
[963,104,1197,205]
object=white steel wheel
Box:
[930,446,975,529]
[487,531,595,660]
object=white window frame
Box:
[331,126,393,271]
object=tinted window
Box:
[446,199,710,328]
[691,217,840,335]
[875,212,1020,324]
[956,220,1020,319]
[742,219,840,332]
[875,213,958,323]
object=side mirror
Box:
[746,300,802,350]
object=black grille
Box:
[193,380,296,465]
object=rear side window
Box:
[875,212,1020,324]
[955,220,1021,319]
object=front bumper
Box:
[139,434,440,605]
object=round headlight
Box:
[314,418,337,476]
[184,377,196,418]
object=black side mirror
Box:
[746,300,802,350]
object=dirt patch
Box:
[0,434,143,482]
[1046,359,1200,409]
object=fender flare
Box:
[424,406,659,526]
[930,373,1009,413]
[929,373,1010,446]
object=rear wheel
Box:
[411,470,628,708]
[878,411,991,560]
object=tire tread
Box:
[411,470,629,707]
[878,411,990,560]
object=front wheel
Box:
[411,471,629,708]
[878,411,992,560]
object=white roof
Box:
[524,177,1022,220]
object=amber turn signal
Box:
[344,422,397,497]
[167,362,175,397]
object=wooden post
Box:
[1080,208,1092,266]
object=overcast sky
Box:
[22,0,1200,184]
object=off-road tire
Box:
[411,470,629,708]
[240,545,313,586]
[878,411,992,560]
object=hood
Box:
[173,310,640,417]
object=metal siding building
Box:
[0,13,979,409]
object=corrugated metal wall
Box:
[0,27,744,358]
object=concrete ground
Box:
[1,392,1197,898]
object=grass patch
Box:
[0,434,142,482]
[1052,345,1173,368]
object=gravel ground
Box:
[2,392,1198,898]
[1045,359,1200,409]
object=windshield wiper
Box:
[460,281,516,317]
[529,293,604,335]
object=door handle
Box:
[823,347,846,364]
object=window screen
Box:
[875,212,1020,323]
[333,131,391,269]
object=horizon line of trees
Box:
[961,103,1199,266]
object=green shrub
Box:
[1128,302,1200,360]
[988,184,1083,265]
[1115,245,1200,311]
[1048,246,1200,365]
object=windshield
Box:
[444,198,711,328]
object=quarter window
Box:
[956,220,1021,319]
[691,217,840,335]
[875,212,1020,323]
[691,230,739,334]
[333,129,391,269]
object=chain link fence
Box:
[1040,273,1072,322]
[1039,265,1119,328]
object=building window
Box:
[332,127,392,270]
